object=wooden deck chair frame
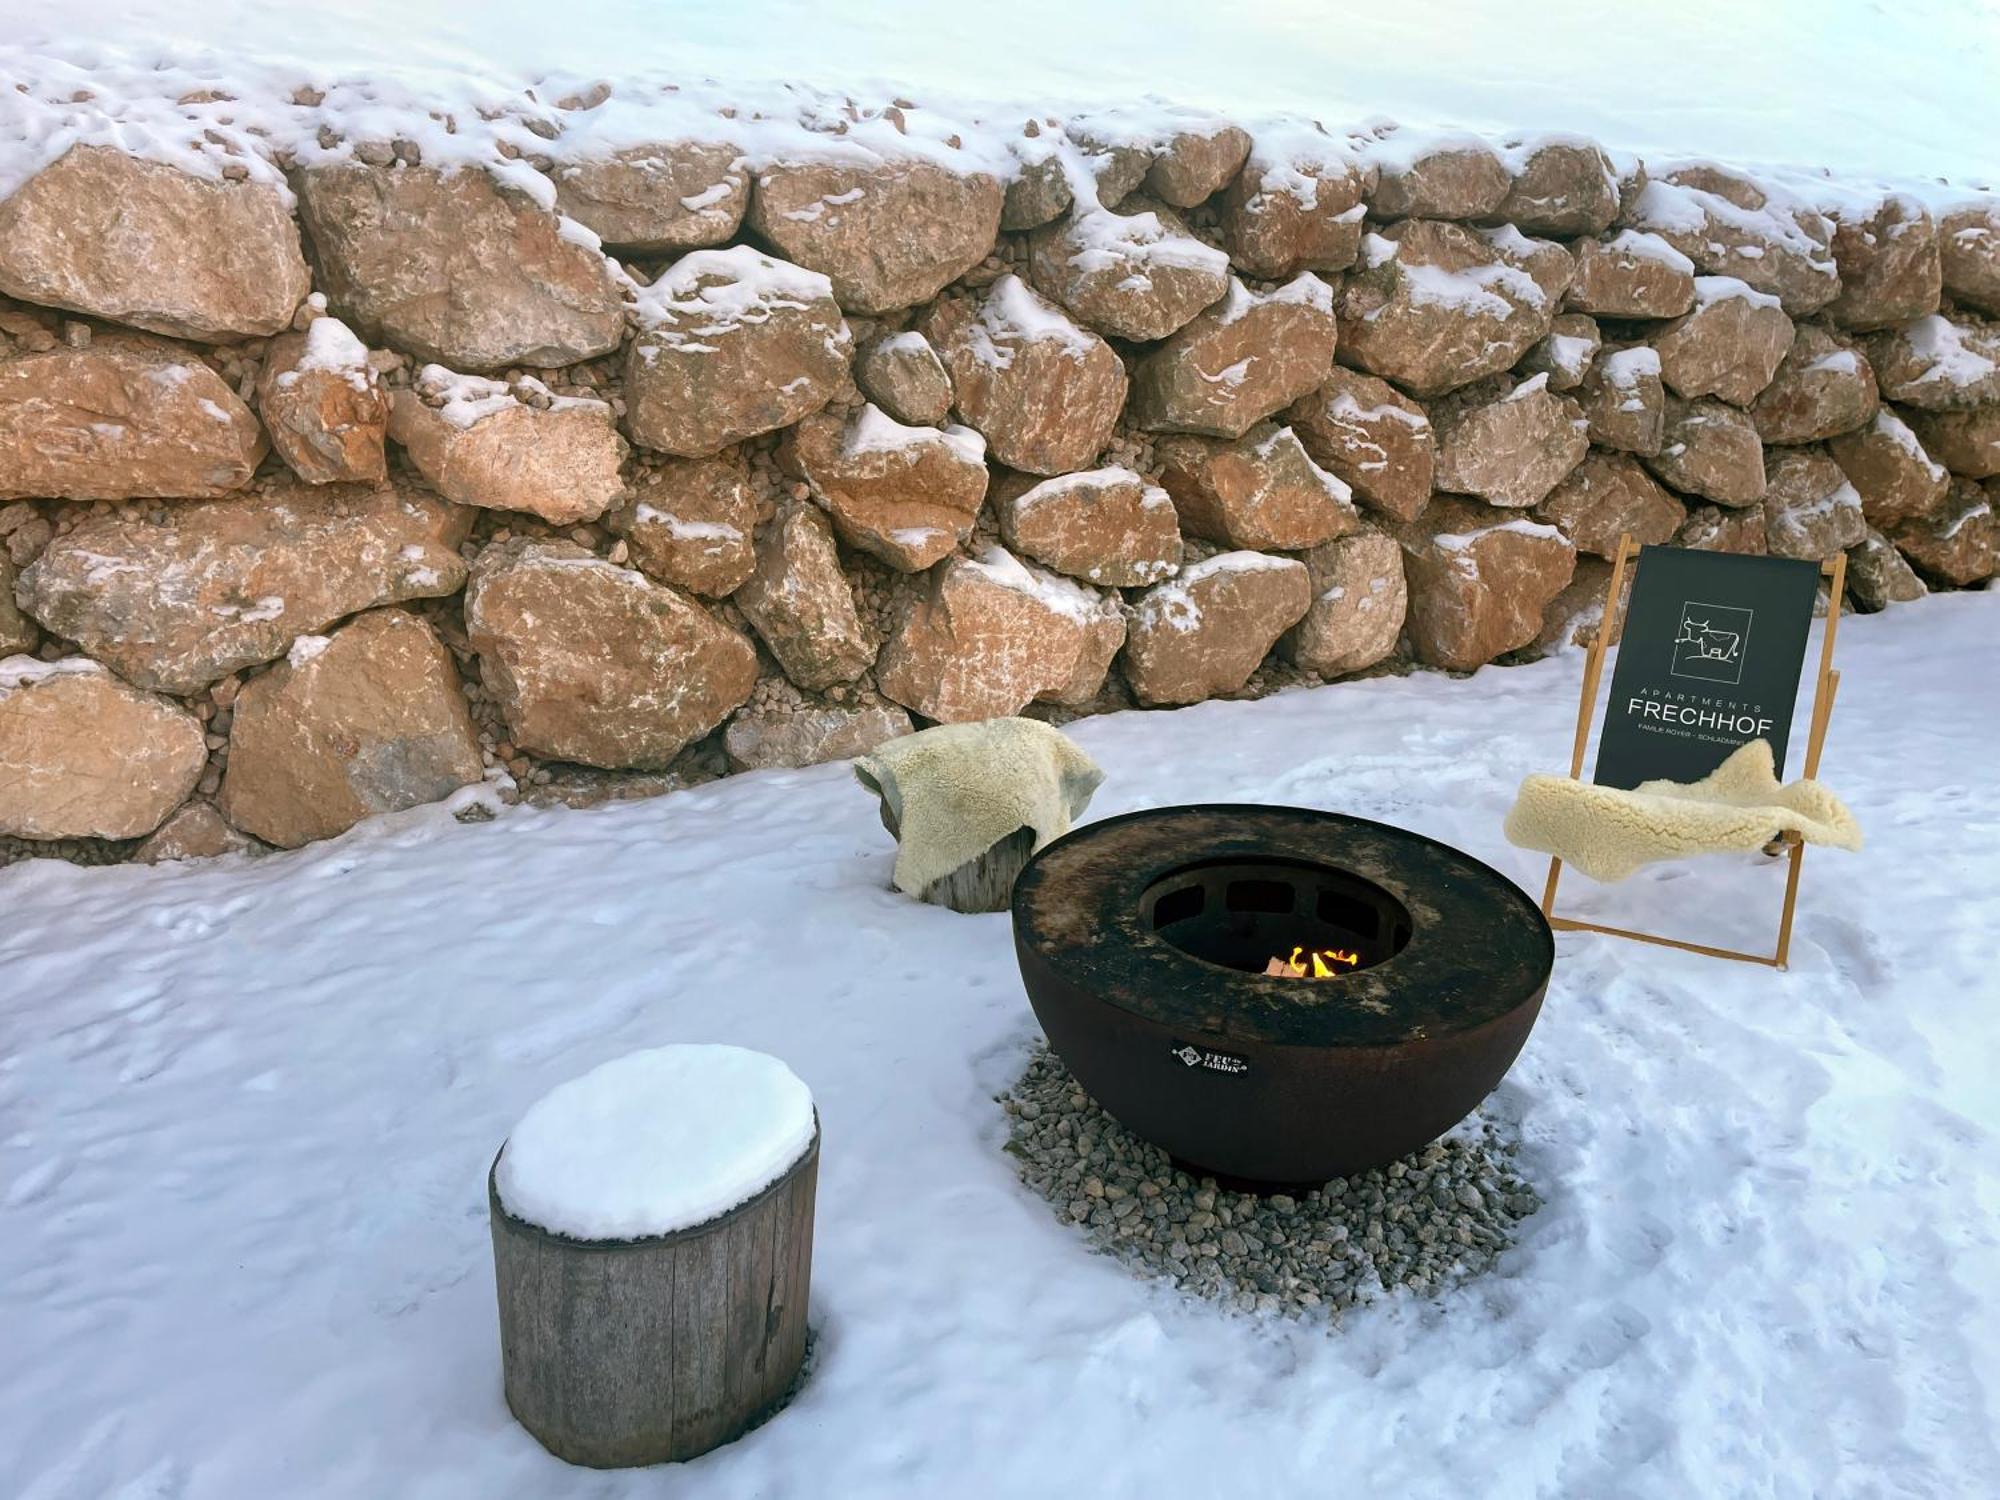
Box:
[1538,533,1847,970]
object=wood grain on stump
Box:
[488,1127,818,1468]
[917,823,1036,913]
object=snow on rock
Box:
[1863,314,2000,411]
[854,329,953,428]
[1642,395,1767,508]
[1761,448,1866,562]
[1121,550,1311,705]
[1824,192,1942,332]
[611,454,760,598]
[782,403,988,572]
[1536,449,1685,558]
[1649,276,1794,407]
[1217,125,1371,279]
[1158,425,1358,554]
[1888,477,2000,586]
[550,140,749,254]
[994,466,1183,587]
[255,316,390,485]
[1618,163,1839,315]
[1517,312,1601,392]
[1287,367,1437,523]
[1358,127,1511,222]
[1392,495,1576,670]
[1905,405,2000,481]
[1492,133,1621,237]
[1433,376,1588,510]
[1938,203,2000,317]
[1748,325,1878,445]
[1128,274,1340,439]
[1565,230,1698,319]
[1027,197,1231,341]
[1575,343,1666,455]
[1280,527,1407,678]
[496,1044,816,1240]
[1829,408,1952,528]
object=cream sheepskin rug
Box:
[1504,739,1861,883]
[854,718,1104,895]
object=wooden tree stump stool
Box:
[489,1045,818,1468]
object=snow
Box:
[494,1045,816,1241]
[1870,408,1950,481]
[843,402,986,467]
[967,544,1117,621]
[1690,273,1785,311]
[1604,346,1662,384]
[1898,315,2000,394]
[1062,202,1232,280]
[0,653,103,694]
[631,244,837,350]
[970,274,1098,370]
[285,634,331,668]
[1602,228,1699,274]
[294,316,373,393]
[2,594,1998,1496]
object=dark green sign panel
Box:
[1594,546,1821,791]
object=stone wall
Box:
[2,112,1997,864]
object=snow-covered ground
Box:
[3,593,1996,1500]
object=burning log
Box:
[1262,945,1362,978]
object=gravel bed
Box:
[1000,1045,1541,1320]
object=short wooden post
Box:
[917,824,1036,913]
[489,1127,818,1468]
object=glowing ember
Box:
[1262,945,1361,979]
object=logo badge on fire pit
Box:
[1171,1041,1249,1075]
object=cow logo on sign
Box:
[1670,601,1753,685]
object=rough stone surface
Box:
[723,694,912,772]
[1367,136,1511,221]
[1145,124,1253,207]
[1128,275,1339,438]
[1517,313,1600,392]
[782,404,988,571]
[921,276,1126,474]
[132,801,261,864]
[465,539,758,769]
[1828,410,1952,527]
[733,502,875,690]
[1650,279,1795,406]
[1393,498,1576,670]
[1826,195,1942,332]
[0,659,205,840]
[1677,503,1768,555]
[550,142,749,252]
[1864,315,2000,411]
[0,145,309,340]
[1536,450,1684,559]
[1027,197,1231,341]
[1564,231,1696,319]
[0,334,264,500]
[875,550,1120,721]
[19,480,471,694]
[1216,144,1369,279]
[995,467,1183,586]
[1642,397,1767,508]
[218,610,484,848]
[1280,529,1407,677]
[1846,528,1928,612]
[854,332,953,427]
[1576,346,1665,455]
[0,556,36,656]
[1001,150,1074,233]
[613,455,760,597]
[1622,164,1839,314]
[1158,427,1359,552]
[746,156,1002,315]
[389,377,626,524]
[1338,220,1571,397]
[256,320,390,485]
[297,164,625,370]
[1762,449,1867,561]
[1492,138,1620,237]
[1905,406,2000,479]
[1433,376,1589,508]
[1121,552,1310,705]
[1938,205,2000,317]
[1889,479,2000,585]
[624,245,852,456]
[1287,368,1436,522]
[1749,327,1878,444]
[1535,557,1630,652]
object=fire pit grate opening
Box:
[1141,857,1413,978]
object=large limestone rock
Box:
[1536,451,1684,558]
[1748,327,1878,444]
[1157,427,1358,552]
[1121,553,1311,705]
[0,658,205,840]
[876,549,1123,721]
[1827,410,1951,526]
[133,801,262,864]
[733,502,874,690]
[1000,138,1074,233]
[1846,528,1927,612]
[1493,137,1621,237]
[217,610,483,848]
[0,556,35,655]
[296,163,625,370]
[625,246,852,456]
[1761,449,1867,561]
[389,368,626,524]
[1280,529,1407,677]
[1906,406,2000,479]
[995,467,1182,586]
[465,539,757,768]
[0,146,308,340]
[1620,165,1839,315]
[1863,315,2000,410]
[1677,503,1768,555]
[1337,221,1571,398]
[550,142,748,252]
[1890,478,1999,585]
[1650,278,1795,406]
[1027,197,1231,340]
[1127,275,1339,438]
[1826,194,1942,332]
[1642,397,1767,507]
[1576,346,1665,455]
[920,276,1126,474]
[1938,205,2000,316]
[1432,375,1589,508]
[781,404,988,571]
[723,694,913,772]
[256,317,389,485]
[1517,313,1601,392]
[19,480,471,695]
[1392,499,1576,671]
[1286,368,1436,522]
[1535,558,1630,652]
[1145,122,1252,207]
[1366,134,1511,221]
[1216,136,1370,278]
[613,455,760,597]
[1564,231,1697,319]
[854,332,953,428]
[0,334,264,500]
[746,156,1002,314]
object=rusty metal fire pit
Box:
[1010,804,1553,1190]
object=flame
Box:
[1262,944,1361,978]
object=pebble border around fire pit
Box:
[1000,1046,1540,1318]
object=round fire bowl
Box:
[1011,805,1553,1189]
